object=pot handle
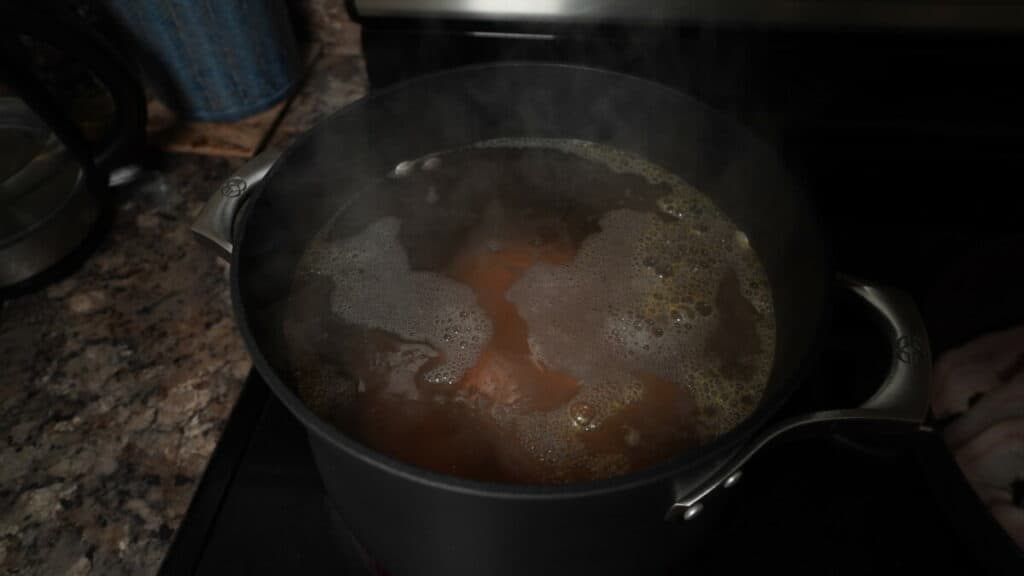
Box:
[192,146,283,259]
[666,277,931,521]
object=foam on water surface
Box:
[286,137,776,483]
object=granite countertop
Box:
[0,6,366,575]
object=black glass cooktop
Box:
[158,376,379,576]
[158,288,1021,575]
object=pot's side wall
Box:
[306,432,713,576]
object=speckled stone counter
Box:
[0,6,366,575]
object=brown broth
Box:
[283,139,775,484]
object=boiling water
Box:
[282,139,775,484]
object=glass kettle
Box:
[0,3,144,292]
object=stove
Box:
[161,8,1024,574]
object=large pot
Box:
[194,64,931,575]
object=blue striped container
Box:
[104,0,301,121]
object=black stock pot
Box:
[194,64,931,576]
